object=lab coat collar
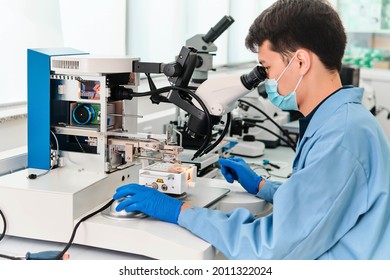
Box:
[302,87,364,139]
[293,86,364,173]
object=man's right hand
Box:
[218,157,263,194]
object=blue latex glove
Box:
[218,157,263,194]
[113,184,184,224]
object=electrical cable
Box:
[238,99,297,148]
[187,85,199,91]
[27,130,60,180]
[74,135,86,153]
[0,199,115,260]
[53,199,115,260]
[200,112,231,157]
[239,98,297,147]
[251,163,291,180]
[51,130,59,161]
[0,208,6,242]
[0,253,20,260]
[171,87,212,160]
[244,120,296,152]
[116,85,213,160]
[201,112,231,156]
[118,86,178,97]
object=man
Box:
[113,0,390,259]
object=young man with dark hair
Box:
[113,0,390,259]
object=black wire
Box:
[200,112,231,157]
[126,85,213,161]
[169,87,212,160]
[238,99,297,148]
[0,253,21,260]
[244,121,296,152]
[0,200,115,260]
[128,86,185,97]
[0,208,6,242]
[187,85,199,91]
[54,199,115,260]
[251,164,291,179]
[0,208,22,260]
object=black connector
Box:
[110,86,134,101]
[28,174,37,179]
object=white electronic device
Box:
[139,162,196,195]
[51,55,138,74]
[229,140,265,158]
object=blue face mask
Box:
[264,54,303,111]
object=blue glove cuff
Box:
[250,175,263,195]
[160,197,184,224]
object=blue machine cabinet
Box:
[27,48,87,170]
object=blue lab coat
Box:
[178,87,390,259]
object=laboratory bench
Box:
[0,146,295,260]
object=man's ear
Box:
[296,49,311,76]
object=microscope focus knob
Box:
[163,63,183,77]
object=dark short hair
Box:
[245,0,346,72]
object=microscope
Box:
[186,15,234,84]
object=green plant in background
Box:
[382,0,390,29]
[343,46,388,68]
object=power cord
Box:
[52,199,114,260]
[0,208,6,242]
[237,99,297,149]
[199,112,232,157]
[27,130,60,180]
[250,163,291,180]
[243,121,296,152]
[0,199,114,260]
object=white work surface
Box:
[0,146,295,260]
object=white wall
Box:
[126,0,188,63]
[0,0,63,105]
[228,0,263,64]
[0,112,27,152]
[59,0,126,55]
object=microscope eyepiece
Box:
[240,65,267,90]
[202,15,235,44]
